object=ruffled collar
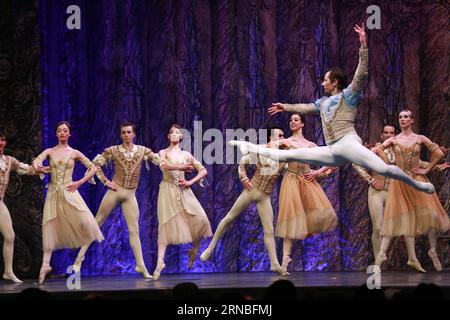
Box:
[118,144,138,158]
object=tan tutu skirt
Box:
[276,172,337,239]
[42,185,104,250]
[157,181,212,245]
[381,175,450,237]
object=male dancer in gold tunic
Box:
[0,130,43,283]
[200,127,287,275]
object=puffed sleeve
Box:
[424,141,444,164]
[284,102,319,115]
[92,147,113,185]
[238,153,255,182]
[143,147,162,169]
[78,152,96,184]
[10,157,36,176]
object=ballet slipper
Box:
[407,259,426,273]
[200,247,212,262]
[270,264,287,276]
[38,266,52,285]
[229,140,249,155]
[281,255,292,275]
[135,265,153,279]
[153,260,166,281]
[71,256,84,273]
[188,248,198,269]
[375,253,387,266]
[427,250,442,272]
[416,181,435,194]
[2,273,23,283]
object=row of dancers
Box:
[1,23,448,284]
[1,110,448,285]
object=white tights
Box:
[231,133,434,194]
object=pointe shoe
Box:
[152,261,166,281]
[407,259,426,273]
[281,256,292,275]
[228,140,249,155]
[2,273,23,284]
[427,250,442,272]
[135,266,153,279]
[200,248,212,262]
[270,264,287,276]
[417,181,435,194]
[38,266,52,285]
[71,256,84,273]
[375,253,387,266]
[188,249,198,269]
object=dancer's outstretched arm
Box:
[268,102,319,116]
[143,147,162,165]
[10,157,46,176]
[342,24,369,108]
[350,24,368,93]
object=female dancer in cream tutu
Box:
[33,121,104,284]
[275,114,337,274]
[153,124,212,280]
[375,110,450,272]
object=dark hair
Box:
[382,124,396,133]
[120,121,136,133]
[0,129,5,139]
[268,126,283,142]
[168,124,183,133]
[56,121,72,134]
[168,124,183,142]
[290,113,305,123]
[328,67,348,90]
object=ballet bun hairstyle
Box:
[56,121,72,134]
[290,113,305,123]
[168,124,183,142]
[400,109,415,119]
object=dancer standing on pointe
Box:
[229,24,435,194]
[33,121,104,284]
[70,122,176,279]
[0,130,46,283]
[274,114,337,274]
[200,127,287,275]
[374,110,450,272]
[153,124,212,280]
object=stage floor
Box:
[1,271,449,300]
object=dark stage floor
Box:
[1,271,450,300]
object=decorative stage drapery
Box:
[1,0,449,277]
